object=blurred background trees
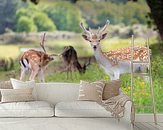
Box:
[0,0,162,44]
[43,2,84,32]
[0,0,19,33]
[26,0,163,41]
[17,16,37,32]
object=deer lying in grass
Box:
[19,33,55,82]
[60,46,91,79]
[80,20,149,80]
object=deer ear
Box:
[101,33,107,40]
[82,34,89,41]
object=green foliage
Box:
[46,63,107,83]
[33,12,56,31]
[16,8,31,19]
[77,1,148,27]
[16,2,56,32]
[43,2,85,32]
[0,0,150,33]
[17,16,37,32]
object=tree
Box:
[17,16,37,32]
[146,0,163,41]
[22,0,39,4]
[27,0,163,41]
[69,0,78,3]
[33,12,56,31]
[44,2,85,32]
[16,2,57,32]
[16,8,31,19]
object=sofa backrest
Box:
[36,82,79,105]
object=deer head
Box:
[81,58,91,74]
[80,20,110,51]
[39,33,54,67]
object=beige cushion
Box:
[0,81,13,101]
[0,81,12,89]
[0,101,54,117]
[55,101,112,117]
[78,80,105,102]
[10,78,37,100]
[1,88,34,103]
[102,80,120,100]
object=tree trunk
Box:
[146,0,163,41]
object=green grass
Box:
[0,45,20,59]
[46,63,109,83]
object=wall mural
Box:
[0,0,162,116]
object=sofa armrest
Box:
[118,101,134,129]
[120,100,133,125]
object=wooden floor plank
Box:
[145,122,161,130]
[149,122,163,130]
[135,122,150,130]
[134,123,142,130]
[158,123,163,126]
[158,123,163,128]
[135,114,163,122]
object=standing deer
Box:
[80,20,149,80]
[60,46,91,79]
[19,33,55,82]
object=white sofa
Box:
[0,82,132,130]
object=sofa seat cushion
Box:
[0,101,54,117]
[55,101,112,117]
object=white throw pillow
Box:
[10,78,37,100]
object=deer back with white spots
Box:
[80,20,149,80]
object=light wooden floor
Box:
[0,114,162,130]
[134,122,163,130]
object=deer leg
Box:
[109,73,118,80]
[38,69,45,82]
[66,65,71,80]
[114,72,120,80]
[66,66,69,80]
[29,69,39,81]
[70,65,73,80]
[105,71,114,80]
[20,68,27,81]
[66,66,69,79]
[110,76,114,80]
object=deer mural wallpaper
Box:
[0,0,162,117]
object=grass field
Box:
[0,45,19,59]
[0,37,162,113]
